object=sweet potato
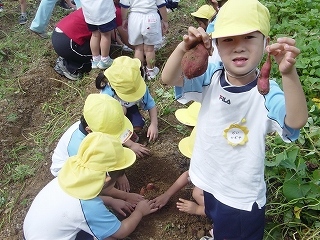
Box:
[181,43,209,79]
[146,183,155,190]
[257,53,271,95]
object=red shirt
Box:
[56,8,91,45]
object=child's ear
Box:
[264,36,270,52]
[105,176,112,183]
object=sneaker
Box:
[146,66,159,80]
[54,63,64,75]
[57,60,82,81]
[91,60,99,69]
[199,237,214,240]
[54,57,64,75]
[130,132,140,143]
[19,14,28,25]
[155,36,167,50]
[30,29,50,39]
[97,58,113,70]
[122,45,134,52]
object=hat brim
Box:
[117,76,146,103]
[175,109,197,126]
[58,156,106,200]
[178,137,192,158]
[58,147,136,200]
[107,147,136,172]
[211,28,261,39]
[117,116,134,143]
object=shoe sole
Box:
[30,29,49,39]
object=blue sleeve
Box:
[81,198,121,239]
[100,86,115,97]
[67,129,85,157]
[141,88,155,110]
[174,62,223,100]
[265,80,300,141]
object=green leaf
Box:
[283,178,311,201]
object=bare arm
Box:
[152,171,190,209]
[147,106,158,141]
[110,200,158,239]
[158,6,169,34]
[267,37,308,129]
[161,27,212,86]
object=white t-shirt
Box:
[23,178,121,240]
[80,0,116,25]
[175,63,300,211]
[50,121,84,177]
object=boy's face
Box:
[217,31,265,79]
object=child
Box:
[51,94,140,194]
[80,0,116,69]
[24,132,158,239]
[96,56,159,146]
[120,0,169,80]
[191,4,216,31]
[0,0,3,12]
[52,8,92,81]
[19,0,27,25]
[161,0,308,239]
[152,127,205,216]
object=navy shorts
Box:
[126,105,145,128]
[87,18,117,33]
[204,191,265,240]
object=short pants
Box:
[204,191,265,240]
[87,18,117,33]
[126,105,145,128]
[127,11,162,46]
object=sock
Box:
[21,12,27,17]
[101,56,111,62]
[92,55,101,62]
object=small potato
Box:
[146,183,155,190]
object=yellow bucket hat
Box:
[58,132,136,200]
[83,94,133,143]
[175,102,201,127]
[211,0,270,38]
[104,56,146,102]
[178,127,196,158]
[191,5,216,20]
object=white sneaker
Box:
[97,58,113,70]
[146,66,159,80]
[122,45,134,52]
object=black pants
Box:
[52,30,92,74]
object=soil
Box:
[0,2,213,240]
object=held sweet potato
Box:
[181,43,209,79]
[257,53,271,95]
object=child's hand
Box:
[109,199,135,217]
[151,193,171,209]
[147,124,158,142]
[116,174,130,192]
[181,27,212,54]
[266,37,300,75]
[135,199,158,216]
[130,142,150,158]
[125,192,145,205]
